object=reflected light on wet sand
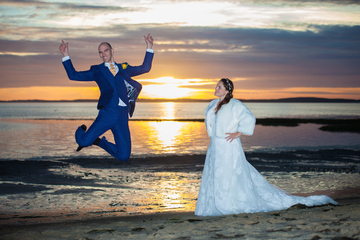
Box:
[153,172,199,211]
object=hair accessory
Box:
[225,78,232,91]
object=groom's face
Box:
[98,43,114,63]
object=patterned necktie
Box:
[109,63,116,76]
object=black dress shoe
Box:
[76,125,87,151]
[76,145,84,152]
[93,137,101,146]
[77,137,101,151]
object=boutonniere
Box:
[122,62,128,70]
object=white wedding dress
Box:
[195,110,337,217]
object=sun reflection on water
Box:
[130,120,209,156]
[148,121,183,153]
[162,102,175,119]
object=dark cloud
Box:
[162,0,360,5]
[0,0,143,11]
[56,3,138,12]
[0,0,46,6]
[0,24,359,91]
[277,0,360,5]
[226,0,360,6]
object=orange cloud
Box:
[0,87,99,101]
[232,87,360,100]
[0,85,359,101]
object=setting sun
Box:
[139,77,210,99]
[142,84,194,99]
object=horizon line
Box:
[1,97,360,103]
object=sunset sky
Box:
[0,0,359,101]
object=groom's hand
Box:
[59,40,69,57]
[144,34,154,49]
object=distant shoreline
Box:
[2,118,359,133]
[1,97,360,103]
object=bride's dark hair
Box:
[215,78,234,114]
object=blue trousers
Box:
[75,96,131,162]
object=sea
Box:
[0,101,359,161]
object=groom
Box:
[59,34,154,161]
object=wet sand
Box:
[1,149,360,239]
[1,198,359,240]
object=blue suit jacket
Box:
[62,51,154,117]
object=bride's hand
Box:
[225,132,242,142]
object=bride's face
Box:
[214,81,229,99]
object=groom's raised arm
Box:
[126,34,154,77]
[59,40,94,81]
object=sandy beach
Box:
[1,198,359,239]
[1,150,360,239]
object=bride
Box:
[195,78,337,217]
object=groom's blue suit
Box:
[62,51,154,161]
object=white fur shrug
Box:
[205,98,256,138]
